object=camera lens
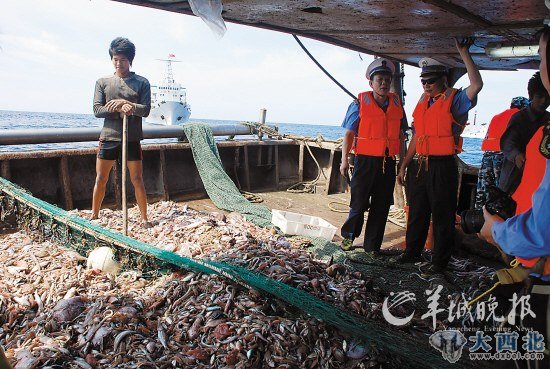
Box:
[460,209,485,234]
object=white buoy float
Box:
[86,247,121,275]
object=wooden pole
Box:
[274,145,279,190]
[324,149,335,195]
[159,150,170,201]
[122,114,128,236]
[298,143,304,183]
[1,161,11,180]
[243,146,251,191]
[58,157,73,210]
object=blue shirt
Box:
[442,88,477,130]
[341,96,408,135]
[492,160,550,259]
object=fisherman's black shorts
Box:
[97,140,143,161]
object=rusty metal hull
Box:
[114,0,547,71]
[0,139,347,211]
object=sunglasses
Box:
[421,76,443,85]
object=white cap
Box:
[418,57,448,77]
[366,58,395,80]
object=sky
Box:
[0,0,538,127]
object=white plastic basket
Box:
[271,209,337,240]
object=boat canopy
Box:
[114,0,547,71]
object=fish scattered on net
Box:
[1,180,495,368]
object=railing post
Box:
[58,157,73,210]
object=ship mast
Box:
[156,55,181,85]
[165,59,174,84]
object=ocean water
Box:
[0,110,483,165]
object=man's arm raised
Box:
[455,38,483,101]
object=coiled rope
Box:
[327,174,408,227]
[286,139,327,193]
[327,200,407,228]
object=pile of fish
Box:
[1,228,403,369]
[79,202,395,317]
[0,201,496,368]
[80,202,495,320]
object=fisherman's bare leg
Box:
[91,158,115,220]
[127,160,149,224]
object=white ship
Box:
[462,123,488,139]
[461,110,488,139]
[147,55,191,125]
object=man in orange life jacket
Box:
[339,58,407,255]
[474,96,530,209]
[480,28,550,368]
[498,72,550,195]
[395,38,483,276]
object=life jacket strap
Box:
[416,155,429,177]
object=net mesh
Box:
[305,239,479,310]
[183,123,272,227]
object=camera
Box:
[460,186,517,234]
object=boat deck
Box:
[182,189,406,251]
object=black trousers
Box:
[340,155,396,252]
[405,156,458,268]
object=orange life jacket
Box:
[512,127,550,276]
[413,88,461,156]
[481,108,519,152]
[355,91,403,157]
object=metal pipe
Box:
[0,124,256,145]
[259,108,267,124]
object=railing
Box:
[0,124,257,145]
